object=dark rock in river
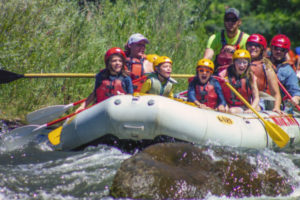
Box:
[110,143,293,199]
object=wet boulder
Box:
[110,143,293,199]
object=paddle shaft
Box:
[0,69,193,84]
[34,104,94,132]
[224,82,265,122]
[72,98,87,106]
[25,73,194,78]
[277,79,300,111]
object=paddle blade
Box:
[259,91,275,101]
[0,69,24,84]
[3,125,41,151]
[48,126,63,145]
[9,125,40,136]
[27,105,70,125]
[265,121,290,148]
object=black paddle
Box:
[0,69,24,84]
[0,69,95,84]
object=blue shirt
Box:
[276,63,300,97]
[94,69,134,94]
[187,76,227,106]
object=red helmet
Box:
[247,34,267,49]
[270,34,291,50]
[104,47,126,63]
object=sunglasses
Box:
[272,46,287,53]
[197,67,213,74]
[246,42,261,48]
[224,17,238,23]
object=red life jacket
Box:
[220,69,252,107]
[215,30,244,70]
[250,60,269,93]
[95,77,125,103]
[195,80,218,108]
[288,50,297,68]
[126,57,145,92]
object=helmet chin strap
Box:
[156,68,169,81]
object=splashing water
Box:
[1,121,300,199]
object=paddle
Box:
[0,69,95,84]
[277,79,300,112]
[174,90,188,99]
[0,69,194,84]
[259,91,275,101]
[223,79,290,148]
[26,98,87,125]
[9,103,93,143]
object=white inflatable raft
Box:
[53,95,300,151]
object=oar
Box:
[224,80,290,148]
[259,91,275,101]
[9,104,93,141]
[0,69,95,84]
[26,98,87,125]
[174,90,188,99]
[277,79,300,112]
[0,69,194,84]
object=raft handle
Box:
[123,124,144,131]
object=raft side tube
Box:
[57,98,112,150]
[106,95,158,140]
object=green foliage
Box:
[203,0,300,46]
[0,0,299,120]
[0,0,207,120]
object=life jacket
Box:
[147,73,173,97]
[214,30,244,72]
[195,79,218,108]
[95,75,126,103]
[220,68,252,107]
[288,50,297,67]
[126,57,145,92]
[250,60,269,93]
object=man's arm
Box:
[203,48,214,60]
[143,59,154,74]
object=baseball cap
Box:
[128,33,149,45]
[225,8,240,19]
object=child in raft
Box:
[187,58,226,111]
[246,34,281,113]
[140,56,176,97]
[219,49,260,113]
[76,47,133,112]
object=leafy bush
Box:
[0,0,299,120]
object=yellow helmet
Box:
[197,58,214,71]
[153,56,173,70]
[146,54,159,63]
[233,49,251,61]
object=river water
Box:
[1,120,300,200]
